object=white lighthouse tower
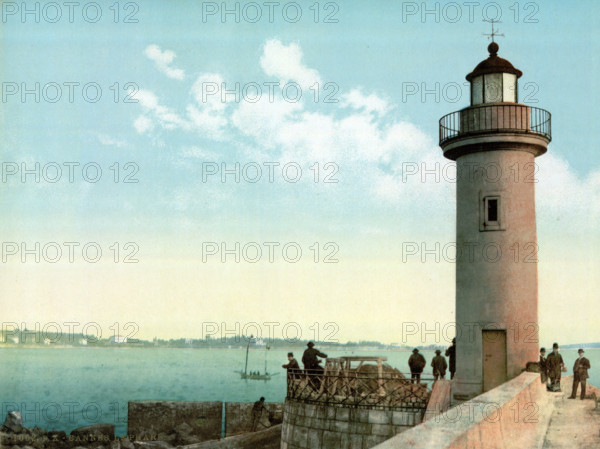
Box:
[439,39,551,398]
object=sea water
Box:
[1,347,597,436]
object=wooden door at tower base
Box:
[482,330,507,392]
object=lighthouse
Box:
[439,39,551,398]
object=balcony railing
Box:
[286,369,433,411]
[439,104,551,146]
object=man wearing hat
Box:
[431,350,448,381]
[539,347,548,384]
[408,348,426,384]
[546,343,565,392]
[282,352,300,379]
[569,349,591,400]
[445,338,456,380]
[302,342,327,370]
[302,342,327,389]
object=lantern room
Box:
[466,42,522,105]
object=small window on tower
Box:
[481,195,503,231]
[487,199,498,222]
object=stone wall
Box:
[128,401,282,445]
[225,402,283,436]
[128,401,222,444]
[280,400,422,449]
[371,372,552,449]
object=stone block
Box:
[356,409,371,423]
[367,410,391,425]
[362,434,385,449]
[335,407,350,422]
[331,419,350,433]
[313,417,328,430]
[326,407,336,420]
[391,411,408,426]
[292,425,308,448]
[347,433,363,449]
[370,423,393,437]
[304,404,316,417]
[306,429,323,449]
[316,405,328,419]
[353,422,371,434]
[322,430,342,449]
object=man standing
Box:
[431,350,448,381]
[539,348,548,384]
[569,349,591,400]
[546,343,565,392]
[282,352,300,379]
[250,397,267,431]
[302,342,327,371]
[302,342,327,389]
[445,338,456,380]
[408,348,426,384]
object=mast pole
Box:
[244,335,253,375]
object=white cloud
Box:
[144,44,185,80]
[537,153,600,230]
[341,89,391,116]
[133,115,154,134]
[96,133,126,148]
[133,89,189,131]
[260,39,321,89]
[190,73,227,112]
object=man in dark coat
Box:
[302,342,327,370]
[546,342,564,392]
[282,352,300,379]
[445,338,456,379]
[408,348,426,384]
[539,347,548,384]
[431,350,448,381]
[302,342,327,389]
[250,397,266,431]
[569,349,591,400]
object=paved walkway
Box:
[542,376,600,449]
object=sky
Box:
[1,0,599,347]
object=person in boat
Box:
[282,352,300,379]
[250,397,267,431]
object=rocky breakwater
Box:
[1,410,281,449]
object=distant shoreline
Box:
[1,345,598,351]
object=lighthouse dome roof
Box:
[466,42,523,81]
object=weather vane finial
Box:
[483,19,504,43]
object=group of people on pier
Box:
[281,339,458,386]
[539,342,591,399]
[279,339,591,402]
[407,338,456,384]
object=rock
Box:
[70,424,115,444]
[180,424,282,449]
[132,441,174,449]
[119,438,135,449]
[3,411,23,433]
[175,422,198,445]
